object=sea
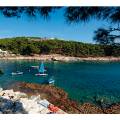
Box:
[0,60,120,104]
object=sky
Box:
[0,8,115,43]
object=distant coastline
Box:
[1,54,120,62]
[1,37,120,61]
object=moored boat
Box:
[35,62,48,76]
[11,71,23,75]
[31,66,39,68]
[48,78,55,84]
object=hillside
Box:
[0,37,120,57]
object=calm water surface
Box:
[0,60,120,104]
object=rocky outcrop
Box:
[9,82,102,113]
[0,88,65,114]
[103,103,120,114]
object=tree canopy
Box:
[0,7,120,23]
[0,37,120,57]
[93,27,120,45]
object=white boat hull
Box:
[31,66,39,68]
[49,81,54,84]
[48,79,55,84]
[35,73,48,76]
[11,72,23,75]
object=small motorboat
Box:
[48,78,55,84]
[11,71,23,75]
[35,73,48,76]
[31,66,39,68]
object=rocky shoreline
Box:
[9,82,120,114]
[0,54,120,62]
[0,82,120,114]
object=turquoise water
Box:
[0,60,120,104]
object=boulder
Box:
[0,88,63,114]
[30,95,41,102]
[15,92,27,99]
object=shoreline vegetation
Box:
[0,37,120,62]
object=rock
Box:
[2,109,13,114]
[0,100,14,110]
[0,87,65,114]
[30,95,41,102]
[0,87,3,92]
[40,108,50,114]
[3,89,14,95]
[1,95,10,100]
[37,99,50,108]
[15,92,27,99]
[20,99,40,113]
[79,103,103,114]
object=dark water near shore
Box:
[0,60,120,104]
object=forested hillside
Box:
[0,37,120,57]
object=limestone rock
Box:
[0,88,65,114]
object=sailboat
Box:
[35,62,48,76]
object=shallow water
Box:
[0,60,120,104]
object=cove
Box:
[0,60,120,104]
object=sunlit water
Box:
[0,60,120,104]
